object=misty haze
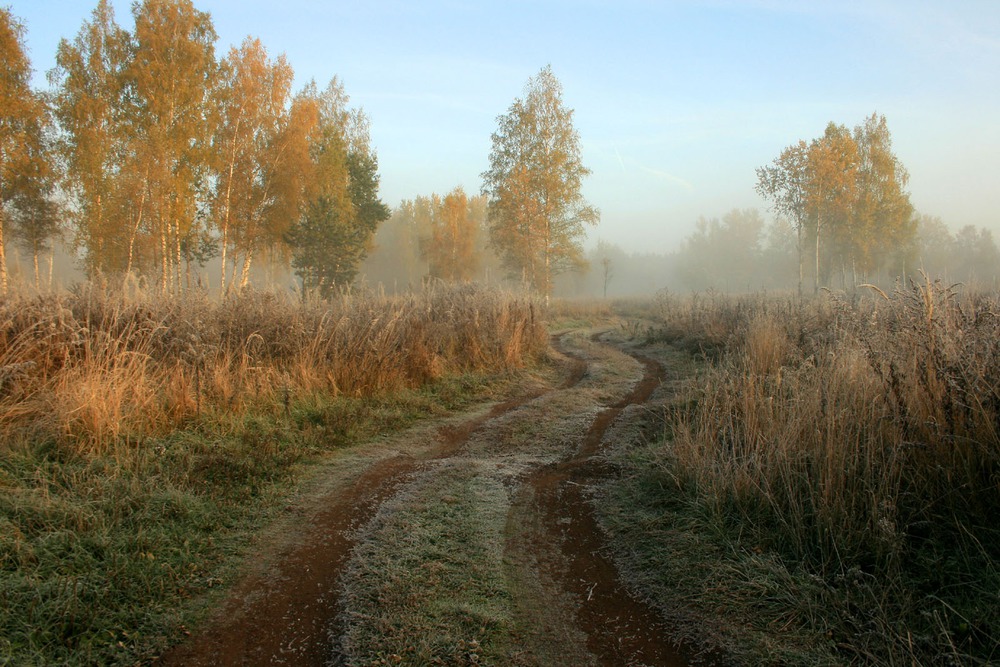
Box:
[2,1,998,666]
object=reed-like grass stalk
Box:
[0,283,546,456]
[650,277,1000,663]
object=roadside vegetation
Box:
[599,278,1000,665]
[0,282,546,665]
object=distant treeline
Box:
[362,205,999,298]
[361,111,997,297]
[573,211,999,297]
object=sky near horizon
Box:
[10,0,1000,253]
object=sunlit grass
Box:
[0,282,546,665]
[0,282,545,454]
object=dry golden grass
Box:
[645,276,1000,663]
[0,282,546,457]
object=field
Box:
[599,279,1000,665]
[0,282,546,664]
[1,279,998,665]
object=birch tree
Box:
[805,122,857,292]
[8,114,61,290]
[848,113,914,279]
[422,187,482,282]
[211,37,294,295]
[51,0,134,275]
[482,66,598,299]
[756,141,810,295]
[760,114,915,291]
[0,8,50,292]
[129,0,217,292]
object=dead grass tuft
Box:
[0,283,546,457]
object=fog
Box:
[8,204,997,301]
[358,208,1000,299]
[6,0,1000,298]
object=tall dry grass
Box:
[1,282,546,665]
[0,282,546,457]
[652,278,999,664]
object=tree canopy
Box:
[419,187,483,282]
[757,113,914,293]
[41,0,391,295]
[285,79,390,296]
[210,36,295,295]
[0,3,983,298]
[0,8,53,293]
[482,66,598,298]
[51,0,132,275]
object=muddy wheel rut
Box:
[516,332,683,666]
[158,331,689,666]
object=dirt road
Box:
[159,330,689,666]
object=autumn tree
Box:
[51,0,134,275]
[482,66,598,299]
[286,79,389,296]
[804,122,857,291]
[758,126,857,295]
[843,113,914,280]
[210,36,296,295]
[758,113,914,292]
[0,8,52,293]
[8,113,61,290]
[54,0,226,287]
[128,0,217,292]
[421,187,483,282]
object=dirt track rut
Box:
[159,331,688,666]
[513,334,682,666]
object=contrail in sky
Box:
[612,147,690,191]
[640,165,694,191]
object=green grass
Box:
[601,430,1000,666]
[0,371,515,666]
[598,441,843,666]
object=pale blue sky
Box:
[11,0,1000,252]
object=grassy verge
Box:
[0,283,546,666]
[596,282,1000,665]
[599,433,843,665]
